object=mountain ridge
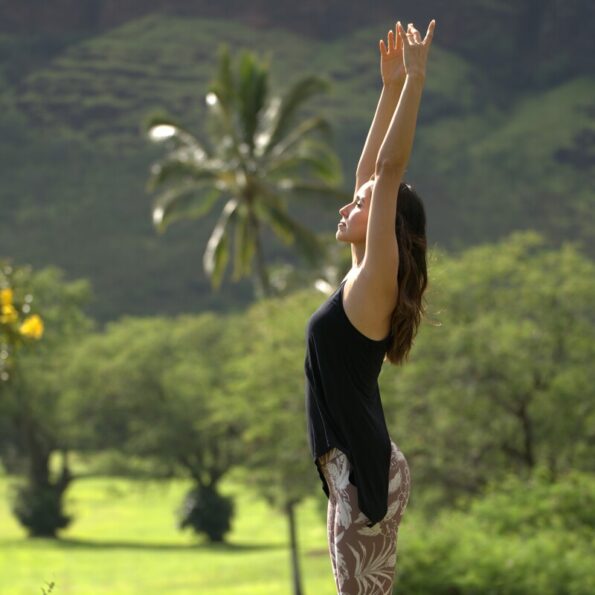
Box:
[0,7,592,323]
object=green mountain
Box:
[0,9,592,323]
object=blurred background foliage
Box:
[0,1,593,593]
[1,232,594,591]
[0,1,592,322]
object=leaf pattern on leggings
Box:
[325,450,353,532]
[347,538,397,593]
[320,440,411,595]
[388,466,403,494]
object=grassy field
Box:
[0,466,413,594]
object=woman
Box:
[304,19,435,594]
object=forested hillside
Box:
[0,1,592,323]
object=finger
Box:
[408,23,421,42]
[379,39,386,54]
[423,20,435,44]
[397,22,407,42]
[388,30,395,50]
[423,19,436,47]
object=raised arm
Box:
[355,22,407,186]
[363,20,435,293]
[375,22,434,168]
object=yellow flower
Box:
[0,304,19,324]
[19,314,44,339]
[0,288,13,306]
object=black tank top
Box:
[304,277,392,527]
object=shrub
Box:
[176,483,234,543]
[9,482,73,538]
[394,469,595,594]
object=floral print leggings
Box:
[318,440,411,595]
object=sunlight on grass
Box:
[0,467,339,594]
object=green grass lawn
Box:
[0,465,389,594]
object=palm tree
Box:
[145,44,350,298]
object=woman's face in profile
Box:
[337,179,375,243]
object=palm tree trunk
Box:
[285,500,304,595]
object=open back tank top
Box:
[304,277,392,527]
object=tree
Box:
[379,231,595,512]
[144,43,350,298]
[224,287,324,595]
[0,259,95,537]
[61,312,245,543]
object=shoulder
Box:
[342,269,397,342]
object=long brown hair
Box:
[385,182,428,365]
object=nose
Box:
[339,203,351,217]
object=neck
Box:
[351,241,365,268]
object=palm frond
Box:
[267,136,343,185]
[144,114,208,153]
[255,95,282,155]
[237,51,270,152]
[262,115,331,162]
[205,46,243,154]
[208,44,237,114]
[152,184,222,234]
[203,198,239,289]
[255,195,324,266]
[146,156,218,192]
[261,75,331,157]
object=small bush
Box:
[176,483,234,543]
[9,482,73,538]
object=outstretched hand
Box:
[379,21,406,86]
[397,20,436,79]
